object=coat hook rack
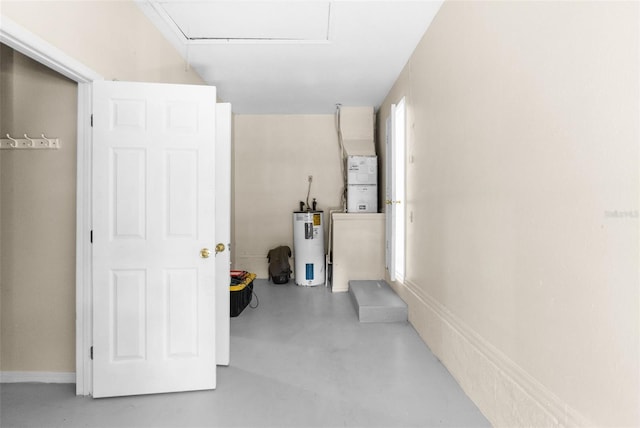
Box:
[0,133,60,150]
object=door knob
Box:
[200,248,211,259]
[215,243,226,254]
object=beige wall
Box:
[1,1,203,84]
[377,1,639,426]
[1,1,205,374]
[233,115,343,278]
[1,45,77,372]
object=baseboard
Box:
[1,371,75,384]
[402,279,592,427]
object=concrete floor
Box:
[1,279,489,427]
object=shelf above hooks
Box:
[0,134,60,150]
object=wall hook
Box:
[41,133,55,148]
[41,133,53,145]
[5,134,18,148]
[24,134,36,147]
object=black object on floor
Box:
[267,246,291,284]
[230,270,256,317]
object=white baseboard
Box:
[402,279,592,428]
[1,371,75,384]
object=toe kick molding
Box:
[402,279,592,428]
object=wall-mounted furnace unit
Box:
[346,155,377,213]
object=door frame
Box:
[385,112,395,279]
[392,97,406,283]
[2,15,103,395]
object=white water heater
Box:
[293,211,325,286]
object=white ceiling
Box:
[137,1,443,114]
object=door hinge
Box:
[90,346,93,360]
[90,114,93,127]
[90,230,93,243]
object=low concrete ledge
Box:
[348,279,408,323]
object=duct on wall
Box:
[339,106,376,157]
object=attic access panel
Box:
[155,1,331,42]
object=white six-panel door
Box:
[215,103,231,366]
[92,81,218,397]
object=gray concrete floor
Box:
[1,279,489,427]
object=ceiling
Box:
[136,1,443,114]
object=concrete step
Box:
[348,280,408,323]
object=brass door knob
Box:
[200,248,211,259]
[215,243,226,254]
